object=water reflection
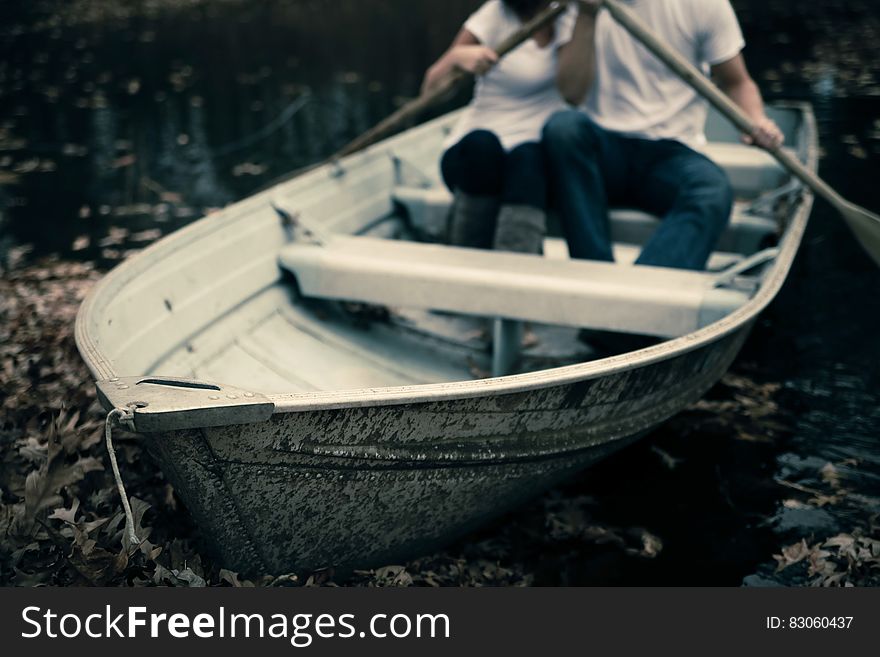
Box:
[0,0,481,262]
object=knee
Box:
[445,130,506,195]
[687,165,734,227]
[543,111,599,156]
[458,130,504,161]
[543,111,585,142]
[708,170,734,221]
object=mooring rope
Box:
[104,406,140,547]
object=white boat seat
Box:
[392,143,789,253]
[548,238,743,272]
[393,187,780,256]
[704,142,792,195]
[279,236,753,339]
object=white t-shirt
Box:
[445,0,578,151]
[580,0,745,149]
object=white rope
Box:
[105,407,140,547]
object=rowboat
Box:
[76,102,817,575]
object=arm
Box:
[420,29,498,96]
[556,1,601,106]
[712,53,784,149]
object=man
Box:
[544,0,784,271]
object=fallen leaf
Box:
[775,539,811,571]
[24,424,103,521]
[49,498,81,524]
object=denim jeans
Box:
[441,130,548,210]
[543,110,733,271]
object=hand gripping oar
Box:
[600,0,880,267]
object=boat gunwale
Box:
[75,103,818,417]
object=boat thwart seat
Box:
[278,235,754,340]
[394,186,780,256]
[546,237,744,272]
[392,142,790,253]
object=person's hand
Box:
[743,116,784,150]
[575,0,602,17]
[452,46,499,76]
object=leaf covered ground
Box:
[0,255,666,586]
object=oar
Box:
[334,1,568,158]
[600,0,880,267]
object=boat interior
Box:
[90,107,810,395]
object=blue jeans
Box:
[543,111,733,271]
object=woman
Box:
[422,0,576,254]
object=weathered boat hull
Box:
[145,327,748,573]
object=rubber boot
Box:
[492,204,547,362]
[448,191,499,249]
[493,204,546,255]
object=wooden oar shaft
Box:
[335,1,568,159]
[601,0,844,209]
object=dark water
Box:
[1,0,878,585]
[0,0,478,260]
